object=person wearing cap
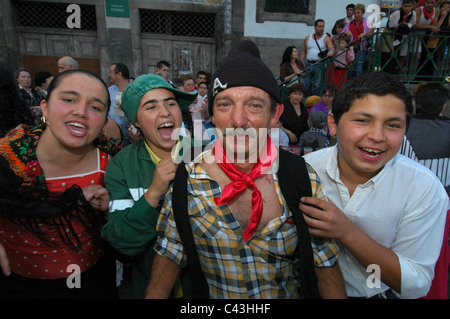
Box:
[101,73,197,299]
[299,111,330,156]
[146,40,346,299]
[305,95,322,112]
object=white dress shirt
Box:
[305,146,448,298]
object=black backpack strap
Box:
[172,150,319,299]
[277,150,320,299]
[172,162,210,298]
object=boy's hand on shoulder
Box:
[299,196,354,242]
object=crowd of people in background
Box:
[277,0,449,190]
[0,0,449,301]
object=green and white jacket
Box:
[101,137,206,298]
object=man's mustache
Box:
[220,127,258,139]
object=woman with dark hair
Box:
[279,46,305,87]
[15,67,44,124]
[279,83,309,155]
[0,69,121,299]
[34,71,54,99]
[0,66,35,136]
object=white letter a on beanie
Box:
[212,78,227,96]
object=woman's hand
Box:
[0,243,10,276]
[82,185,110,212]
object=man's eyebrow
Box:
[214,95,268,103]
[141,96,177,107]
[58,90,107,108]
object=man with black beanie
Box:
[146,40,346,299]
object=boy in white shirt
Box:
[302,71,448,299]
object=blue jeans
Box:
[303,61,322,97]
[349,47,367,79]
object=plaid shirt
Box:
[154,150,339,298]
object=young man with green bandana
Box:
[101,74,198,298]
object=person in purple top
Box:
[310,86,337,140]
[310,86,337,116]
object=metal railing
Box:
[368,29,449,83]
[279,29,449,98]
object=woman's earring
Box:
[41,116,48,125]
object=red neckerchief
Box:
[422,6,435,21]
[403,12,412,23]
[213,135,277,241]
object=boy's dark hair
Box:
[346,4,355,10]
[112,63,130,80]
[332,72,413,129]
[415,83,449,116]
[35,71,53,87]
[157,60,170,69]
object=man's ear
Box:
[269,103,284,128]
[328,113,337,136]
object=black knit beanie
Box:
[208,40,281,115]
